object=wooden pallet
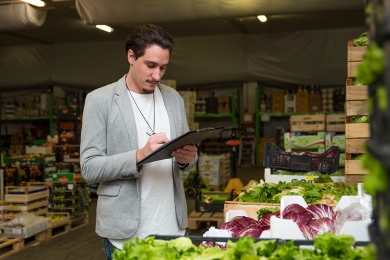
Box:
[188,211,224,230]
[0,238,24,259]
[45,221,71,240]
[70,213,89,230]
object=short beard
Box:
[142,88,155,94]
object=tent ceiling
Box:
[0,0,364,46]
[0,0,366,90]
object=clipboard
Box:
[137,127,224,166]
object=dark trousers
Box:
[103,238,117,260]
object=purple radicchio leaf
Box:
[308,217,335,237]
[236,225,263,238]
[306,204,335,220]
[219,216,258,237]
[282,204,313,225]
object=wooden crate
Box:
[3,199,48,211]
[346,79,369,100]
[347,40,367,78]
[290,114,325,132]
[224,201,280,221]
[346,138,367,154]
[347,45,368,62]
[188,211,224,229]
[46,212,71,240]
[346,101,369,116]
[345,160,369,175]
[5,186,49,203]
[326,114,345,132]
[345,123,370,138]
[348,61,361,78]
[345,175,365,185]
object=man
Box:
[80,24,198,260]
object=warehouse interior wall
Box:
[0,26,365,93]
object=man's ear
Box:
[127,50,135,64]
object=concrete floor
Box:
[4,166,264,260]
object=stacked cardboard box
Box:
[198,153,231,190]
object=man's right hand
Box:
[136,132,169,162]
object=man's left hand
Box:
[171,145,197,164]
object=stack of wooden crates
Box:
[345,40,369,185]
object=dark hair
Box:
[125,24,175,59]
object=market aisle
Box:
[4,166,264,259]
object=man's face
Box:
[127,44,170,94]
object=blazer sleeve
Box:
[80,90,141,184]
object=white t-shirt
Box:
[109,87,185,249]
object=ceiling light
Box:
[22,0,46,7]
[257,15,267,22]
[96,25,114,33]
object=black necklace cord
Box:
[128,89,155,136]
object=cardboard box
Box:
[270,193,371,242]
[284,132,325,151]
[284,94,296,113]
[272,92,284,113]
[25,146,53,155]
[325,133,345,151]
[52,173,74,182]
[309,93,322,112]
[296,91,309,113]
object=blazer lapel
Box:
[114,77,138,149]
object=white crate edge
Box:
[264,168,345,183]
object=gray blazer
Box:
[80,75,197,239]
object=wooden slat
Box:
[348,61,362,78]
[346,101,369,116]
[224,201,280,221]
[345,160,369,175]
[325,114,345,132]
[345,175,365,185]
[290,114,326,132]
[347,46,368,62]
[346,85,369,101]
[346,138,367,154]
[345,123,370,138]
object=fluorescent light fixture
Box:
[22,0,46,7]
[257,15,267,22]
[96,25,114,33]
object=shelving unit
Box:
[194,89,240,128]
[254,87,345,166]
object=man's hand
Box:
[171,145,198,164]
[137,132,169,162]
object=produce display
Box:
[112,234,375,260]
[236,179,358,207]
[219,201,370,241]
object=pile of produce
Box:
[236,179,358,207]
[219,202,370,240]
[112,233,375,260]
[274,169,345,176]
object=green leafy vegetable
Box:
[353,32,368,46]
[355,41,385,85]
[257,207,280,219]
